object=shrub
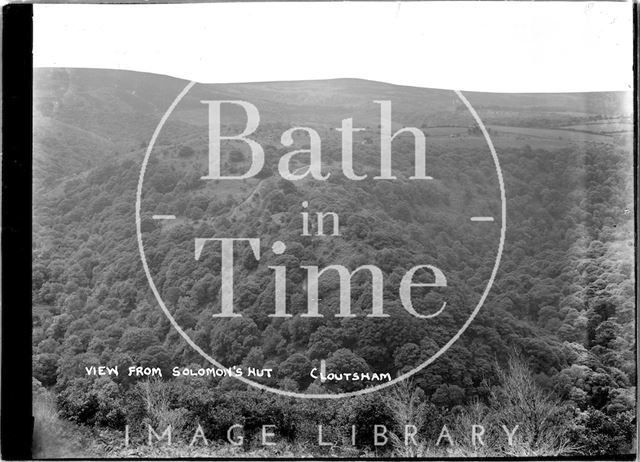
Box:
[57,377,126,429]
[178,146,195,158]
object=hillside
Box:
[32,68,635,457]
[33,68,631,188]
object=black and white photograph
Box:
[15,1,638,459]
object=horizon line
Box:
[33,66,633,95]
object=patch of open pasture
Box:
[561,121,633,134]
[488,125,615,144]
[422,126,469,137]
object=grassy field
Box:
[561,120,633,134]
[487,125,615,144]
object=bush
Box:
[567,409,635,455]
[178,146,195,158]
[57,377,126,429]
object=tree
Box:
[326,349,370,392]
[431,384,465,407]
[490,355,572,455]
[278,353,312,389]
[120,328,157,353]
[33,353,59,387]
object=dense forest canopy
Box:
[32,68,635,456]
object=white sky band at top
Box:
[33,2,632,93]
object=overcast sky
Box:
[34,2,633,93]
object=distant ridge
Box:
[33,67,632,189]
